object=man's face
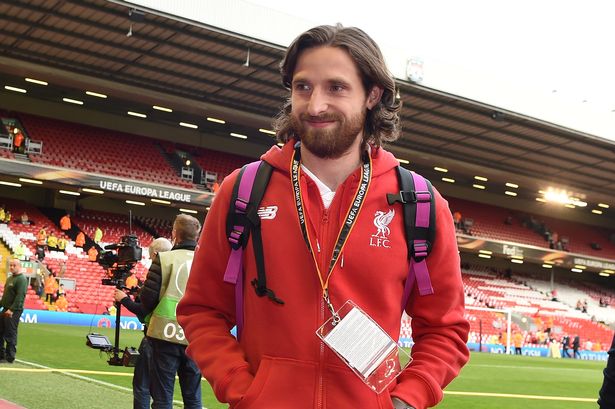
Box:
[9,260,20,275]
[289,46,374,159]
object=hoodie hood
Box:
[260,139,401,179]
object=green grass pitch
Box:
[0,323,605,408]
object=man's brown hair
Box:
[173,214,201,242]
[273,24,401,147]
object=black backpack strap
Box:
[224,160,283,305]
[247,162,284,305]
[387,166,436,302]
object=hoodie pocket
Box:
[326,364,396,409]
[234,356,317,409]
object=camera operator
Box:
[114,237,172,409]
[139,214,202,409]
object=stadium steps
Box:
[156,142,185,179]
[38,207,100,255]
[12,152,30,162]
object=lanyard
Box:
[290,143,372,323]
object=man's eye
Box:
[293,84,310,91]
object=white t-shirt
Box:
[301,165,335,209]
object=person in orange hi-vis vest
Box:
[55,293,68,312]
[75,231,85,247]
[87,246,98,262]
[59,213,71,231]
[125,273,139,291]
[44,273,58,304]
[36,228,47,246]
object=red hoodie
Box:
[177,142,469,409]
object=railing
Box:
[26,139,43,154]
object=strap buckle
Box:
[411,240,430,261]
[386,190,431,205]
[234,197,249,213]
[228,228,245,250]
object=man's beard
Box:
[290,110,365,159]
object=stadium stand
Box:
[449,197,615,259]
[17,113,194,189]
[461,266,613,351]
[72,209,153,248]
[0,200,157,315]
[135,216,173,239]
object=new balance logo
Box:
[257,205,278,220]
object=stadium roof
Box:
[1,0,614,219]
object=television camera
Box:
[98,234,143,289]
[86,234,143,367]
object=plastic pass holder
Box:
[316,300,411,393]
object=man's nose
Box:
[307,88,328,116]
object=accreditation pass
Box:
[323,307,397,378]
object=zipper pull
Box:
[317,240,321,253]
[340,253,344,268]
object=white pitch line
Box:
[12,359,207,408]
[8,360,597,405]
[471,363,602,372]
[445,390,596,402]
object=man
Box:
[140,216,202,409]
[598,332,615,408]
[59,213,71,231]
[114,237,173,409]
[36,227,47,260]
[75,231,85,248]
[13,242,27,261]
[47,232,58,251]
[94,226,103,243]
[55,293,68,312]
[0,258,28,363]
[573,334,581,359]
[562,334,571,358]
[177,25,469,409]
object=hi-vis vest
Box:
[146,249,194,345]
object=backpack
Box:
[223,160,436,339]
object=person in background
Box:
[59,213,71,231]
[177,24,469,409]
[87,246,98,262]
[573,334,581,359]
[125,272,139,292]
[12,128,25,154]
[44,272,58,304]
[75,231,85,248]
[513,331,524,355]
[562,335,571,358]
[141,216,202,409]
[55,293,68,312]
[56,283,66,299]
[453,211,462,230]
[598,333,615,408]
[57,237,67,253]
[114,237,173,409]
[94,227,103,244]
[20,212,29,225]
[0,258,27,363]
[13,242,26,261]
[36,227,47,261]
[47,232,58,251]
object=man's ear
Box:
[366,86,384,109]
